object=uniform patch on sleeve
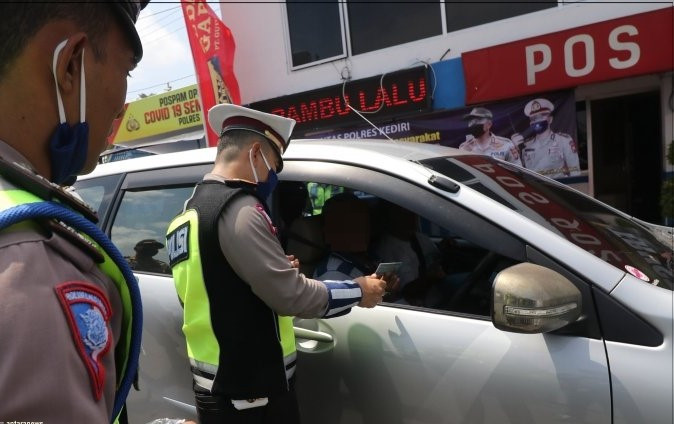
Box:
[255,203,278,236]
[54,281,112,401]
[167,222,190,267]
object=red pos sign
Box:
[182,0,241,146]
[463,7,673,104]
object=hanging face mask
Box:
[249,148,278,201]
[468,123,486,138]
[49,40,89,185]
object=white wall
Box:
[218,1,668,104]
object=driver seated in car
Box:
[313,193,377,280]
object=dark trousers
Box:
[194,385,301,424]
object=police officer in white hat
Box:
[459,107,521,165]
[166,104,392,423]
[515,98,580,179]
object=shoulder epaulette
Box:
[0,156,98,223]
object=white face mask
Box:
[248,148,273,183]
[52,39,87,125]
[248,148,278,200]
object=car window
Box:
[420,155,674,290]
[279,177,520,317]
[110,186,195,275]
[72,174,123,227]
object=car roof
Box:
[81,139,468,180]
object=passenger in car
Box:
[373,202,452,306]
[166,104,391,424]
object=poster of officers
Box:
[313,90,585,181]
[459,96,581,179]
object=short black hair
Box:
[216,130,264,163]
[216,129,278,162]
[0,1,114,80]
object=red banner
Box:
[462,7,673,104]
[182,0,241,146]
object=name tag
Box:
[167,222,190,267]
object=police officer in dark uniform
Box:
[0,2,151,422]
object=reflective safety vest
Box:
[0,170,140,424]
[308,182,343,215]
[167,180,296,399]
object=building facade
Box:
[217,1,673,224]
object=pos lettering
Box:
[526,24,640,85]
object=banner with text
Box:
[307,90,584,180]
[182,0,241,147]
[250,66,431,134]
[109,85,202,144]
[462,7,673,103]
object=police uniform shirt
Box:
[459,133,521,165]
[521,132,581,179]
[206,174,330,318]
[0,141,122,421]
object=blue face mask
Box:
[530,119,549,135]
[249,148,278,201]
[49,40,89,185]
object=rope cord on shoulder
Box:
[0,201,142,422]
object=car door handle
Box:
[293,327,333,343]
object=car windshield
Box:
[419,155,674,290]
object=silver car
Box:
[74,140,673,424]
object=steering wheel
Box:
[444,251,499,312]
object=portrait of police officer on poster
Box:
[511,97,581,179]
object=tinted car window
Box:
[73,174,123,227]
[111,186,195,275]
[420,155,674,290]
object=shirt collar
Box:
[0,140,37,172]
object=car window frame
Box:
[102,164,210,236]
[279,159,528,318]
[280,159,609,337]
[73,173,124,228]
[280,160,526,260]
[84,157,606,337]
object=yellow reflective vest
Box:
[167,180,296,399]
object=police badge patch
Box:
[55,281,112,400]
[255,203,278,236]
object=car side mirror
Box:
[491,263,582,334]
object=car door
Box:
[279,160,612,424]
[77,165,209,422]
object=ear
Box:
[250,140,263,158]
[53,33,87,95]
